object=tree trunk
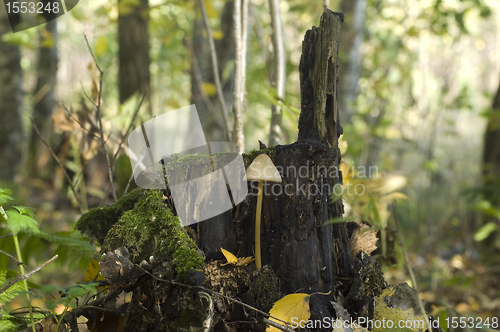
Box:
[481,72,500,249]
[338,0,367,126]
[0,14,23,181]
[190,1,235,143]
[268,0,285,147]
[29,20,58,177]
[190,9,350,328]
[118,0,150,110]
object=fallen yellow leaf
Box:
[236,256,255,266]
[266,293,311,332]
[221,248,255,266]
[221,248,238,265]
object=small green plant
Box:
[0,188,39,332]
[0,187,96,331]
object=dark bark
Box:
[118,0,150,109]
[483,73,500,188]
[190,10,350,328]
[481,73,500,249]
[298,10,344,147]
[190,1,235,143]
[29,20,58,177]
[0,14,23,180]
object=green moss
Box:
[76,188,146,245]
[102,190,205,279]
[242,148,276,167]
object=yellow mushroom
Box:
[246,154,282,269]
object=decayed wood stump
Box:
[186,9,355,327]
[76,9,390,332]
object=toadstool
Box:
[246,154,282,269]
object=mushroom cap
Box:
[246,154,282,183]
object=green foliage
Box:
[0,189,14,206]
[4,210,39,236]
[0,187,100,331]
[1,32,32,47]
[0,271,26,305]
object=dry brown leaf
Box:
[350,224,378,256]
[52,106,77,132]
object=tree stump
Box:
[77,9,401,332]
[189,9,356,328]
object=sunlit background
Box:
[1,0,499,328]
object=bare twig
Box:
[84,34,117,202]
[112,91,145,165]
[79,81,98,108]
[123,172,135,195]
[136,265,292,327]
[98,92,144,200]
[0,255,58,294]
[392,201,433,332]
[0,233,13,240]
[183,38,218,120]
[198,0,232,140]
[268,0,286,146]
[233,0,249,153]
[263,318,294,332]
[0,249,26,267]
[63,104,100,140]
[31,118,83,212]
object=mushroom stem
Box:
[255,180,264,270]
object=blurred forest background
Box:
[1,0,500,329]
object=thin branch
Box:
[31,118,83,212]
[62,104,100,140]
[0,249,26,267]
[198,0,232,140]
[123,172,135,195]
[83,34,117,202]
[72,169,84,188]
[112,91,145,165]
[100,93,144,201]
[268,0,286,146]
[183,37,218,121]
[136,265,292,327]
[392,201,433,332]
[0,255,58,294]
[233,0,248,153]
[79,81,98,108]
[0,233,13,240]
[263,318,294,332]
